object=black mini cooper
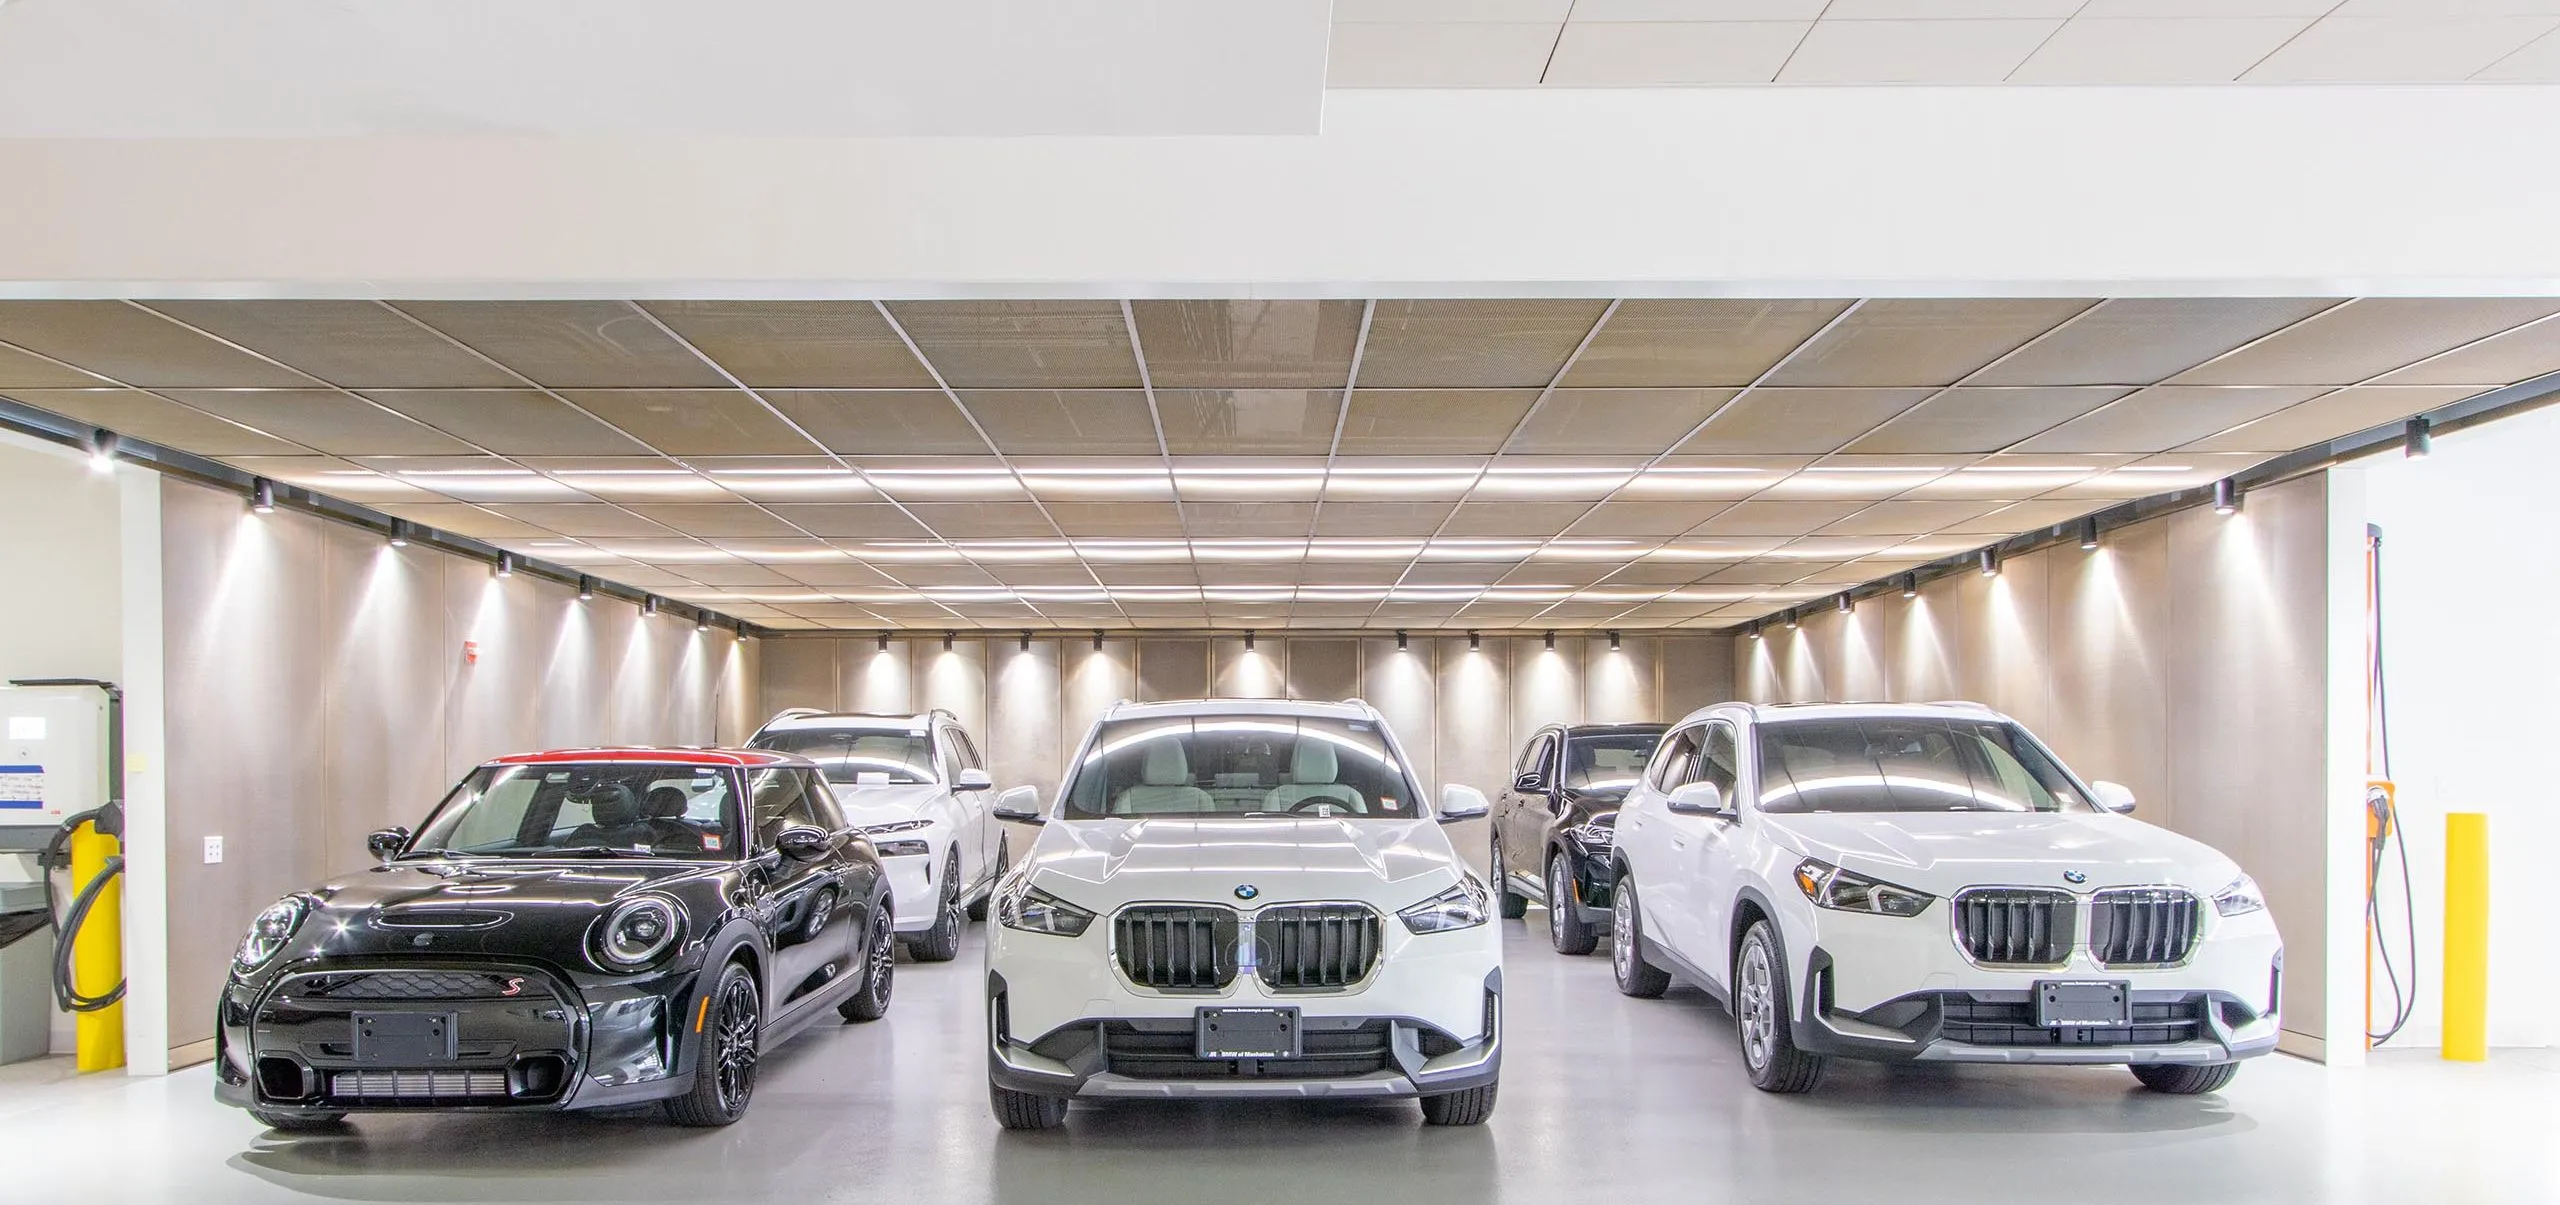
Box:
[215,748,892,1130]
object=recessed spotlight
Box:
[2213,478,2241,516]
[2078,516,2101,551]
[2405,417,2433,459]
[250,478,276,515]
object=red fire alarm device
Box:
[462,640,480,665]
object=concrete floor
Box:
[6,920,2554,1204]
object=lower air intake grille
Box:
[297,971,538,1001]
[1954,889,2073,966]
[2089,888,2202,968]
[329,1070,510,1100]
[1114,906,1239,991]
[1254,905,1383,992]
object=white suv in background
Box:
[982,698,1502,1131]
[1608,702,2283,1096]
[751,709,1031,961]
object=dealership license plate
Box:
[352,1012,458,1065]
[2034,981,2131,1028]
[1196,1007,1300,1059]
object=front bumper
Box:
[214,959,706,1116]
[984,905,1502,1101]
[880,848,941,933]
[1784,901,2286,1066]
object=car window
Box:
[1558,731,1663,795]
[1650,727,1703,792]
[753,727,936,786]
[411,764,738,858]
[1515,734,1555,783]
[951,727,985,772]
[1701,725,1740,794]
[1061,715,1418,819]
[746,767,838,848]
[1755,717,2092,814]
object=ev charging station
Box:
[0,681,120,1068]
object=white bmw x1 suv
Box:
[983,698,1502,1131]
[1609,702,2283,1096]
[750,709,1031,962]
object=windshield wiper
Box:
[480,845,660,859]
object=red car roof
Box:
[485,747,801,768]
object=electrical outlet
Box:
[203,835,224,865]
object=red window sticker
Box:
[702,835,723,851]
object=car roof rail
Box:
[1926,699,2001,713]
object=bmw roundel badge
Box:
[1234,884,1259,901]
[2062,870,2088,885]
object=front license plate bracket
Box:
[2034,980,2131,1028]
[352,1011,458,1065]
[1197,1007,1300,1059]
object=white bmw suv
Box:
[982,698,1502,1131]
[1609,702,2283,1096]
[751,709,1031,961]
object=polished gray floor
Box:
[7,921,2555,1204]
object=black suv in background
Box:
[1489,723,1667,955]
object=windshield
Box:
[1561,730,1663,796]
[408,764,741,857]
[752,728,936,786]
[1755,717,2091,815]
[1061,715,1420,820]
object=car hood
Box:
[830,783,948,830]
[261,858,725,968]
[1761,810,2244,896]
[1023,816,1463,913]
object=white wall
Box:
[2337,410,2560,1050]
[7,87,2560,295]
[1739,475,2339,1057]
[762,633,1735,879]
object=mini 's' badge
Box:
[1234,884,1259,901]
[2062,870,2089,885]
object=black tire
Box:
[1610,874,1672,999]
[665,961,761,1127]
[1419,1081,1498,1126]
[249,1108,346,1133]
[966,836,1009,923]
[1492,837,1528,920]
[1547,854,1599,956]
[2130,1062,2240,1095]
[904,852,964,963]
[840,901,895,1022]
[990,1083,1070,1131]
[1733,920,1824,1094]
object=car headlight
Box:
[997,883,1095,938]
[591,895,684,971]
[1792,859,1932,918]
[234,896,310,973]
[861,819,935,857]
[1398,876,1492,934]
[1564,821,1615,849]
[2212,873,2267,917]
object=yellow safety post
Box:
[2442,812,2489,1063]
[69,819,124,1072]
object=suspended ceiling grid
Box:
[2,297,2555,631]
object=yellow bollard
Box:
[68,820,124,1073]
[2442,812,2489,1063]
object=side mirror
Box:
[2091,781,2137,814]
[1666,782,1735,819]
[992,785,1045,824]
[776,825,835,861]
[955,767,995,792]
[367,826,411,863]
[1438,784,1491,823]
[1511,771,1545,794]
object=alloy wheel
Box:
[1738,939,1776,1071]
[714,975,761,1115]
[866,912,894,1007]
[1611,887,1635,980]
[1549,859,1572,945]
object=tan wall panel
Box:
[919,637,990,742]
[1285,638,1359,703]
[1584,634,1659,724]
[1662,634,1736,723]
[1208,637,1283,699]
[1137,639,1208,701]
[762,637,843,714]
[988,639,1063,802]
[1359,636,1438,799]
